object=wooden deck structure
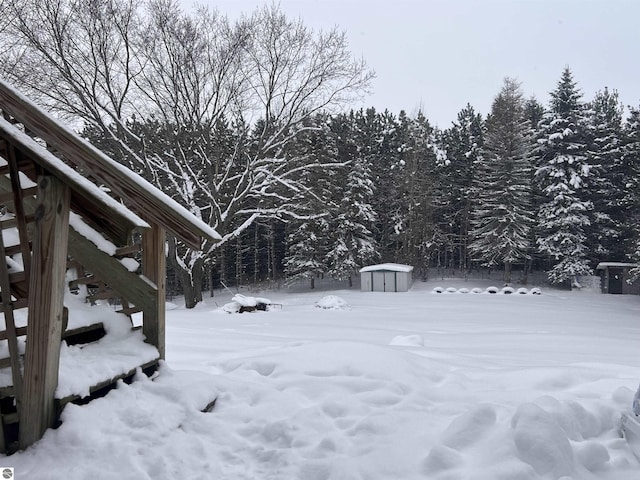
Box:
[0,80,220,452]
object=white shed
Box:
[359,263,414,292]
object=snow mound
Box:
[222,294,272,313]
[511,403,575,477]
[517,288,529,294]
[530,287,542,295]
[445,287,458,294]
[457,288,469,294]
[470,287,483,294]
[486,286,500,294]
[502,286,515,294]
[315,295,350,310]
[441,404,497,449]
[432,287,444,294]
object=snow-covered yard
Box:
[4,279,640,479]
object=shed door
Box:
[361,272,373,291]
[608,268,624,294]
[372,271,385,292]
[384,271,397,292]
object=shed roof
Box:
[596,262,638,269]
[0,80,221,249]
[359,263,414,273]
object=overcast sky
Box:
[187,0,640,128]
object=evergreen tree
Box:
[283,116,337,288]
[392,110,442,272]
[623,106,640,280]
[353,108,403,262]
[439,104,484,270]
[468,78,534,282]
[325,116,379,285]
[522,96,546,278]
[535,67,593,285]
[524,97,545,127]
[585,88,625,261]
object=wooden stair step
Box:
[56,358,160,409]
[62,322,105,346]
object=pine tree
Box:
[378,110,441,273]
[353,108,403,261]
[623,106,640,281]
[324,114,379,286]
[282,115,337,288]
[440,104,484,270]
[468,78,535,282]
[535,67,593,286]
[585,88,625,261]
[522,96,546,279]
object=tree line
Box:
[0,1,638,307]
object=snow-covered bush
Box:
[502,286,515,294]
[315,295,350,310]
[486,286,499,294]
[530,287,542,295]
[517,288,529,294]
[470,288,483,294]
[445,287,458,294]
[432,287,444,294]
[458,288,469,294]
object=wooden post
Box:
[19,176,70,449]
[142,224,166,359]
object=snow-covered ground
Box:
[4,278,640,479]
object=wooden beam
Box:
[67,228,157,313]
[20,176,70,449]
[6,135,146,245]
[142,224,166,359]
[0,174,158,314]
[0,82,219,249]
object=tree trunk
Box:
[167,236,204,309]
[235,234,242,287]
[504,262,512,284]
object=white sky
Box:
[186,0,640,128]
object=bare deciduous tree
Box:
[1,0,373,307]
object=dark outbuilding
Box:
[595,262,640,295]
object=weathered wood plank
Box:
[7,144,33,285]
[142,224,166,359]
[9,138,144,246]
[0,225,24,416]
[0,81,220,249]
[4,242,31,257]
[67,228,157,313]
[0,325,27,341]
[0,186,38,203]
[0,213,35,229]
[115,244,141,257]
[0,175,157,314]
[116,306,143,316]
[19,176,70,449]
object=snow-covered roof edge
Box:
[596,262,638,269]
[359,263,414,273]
